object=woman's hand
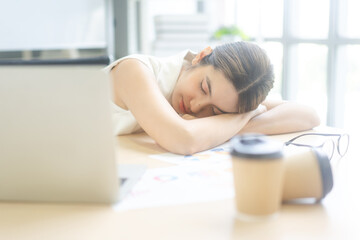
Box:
[247,104,267,119]
[181,114,198,120]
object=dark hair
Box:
[198,41,274,113]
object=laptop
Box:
[0,65,145,203]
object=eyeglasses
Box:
[284,133,349,161]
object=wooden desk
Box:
[0,128,359,240]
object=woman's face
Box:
[171,65,239,118]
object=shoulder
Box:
[110,58,157,89]
[102,55,155,78]
[112,58,150,72]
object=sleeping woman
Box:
[106,41,320,154]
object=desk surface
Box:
[1,128,359,240]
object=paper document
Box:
[114,164,234,211]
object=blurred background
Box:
[1,0,359,134]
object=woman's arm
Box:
[239,98,321,135]
[110,59,262,155]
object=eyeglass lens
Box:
[321,139,335,160]
[338,134,350,156]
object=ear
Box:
[191,46,213,65]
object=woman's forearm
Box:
[162,105,268,155]
[239,102,320,135]
[181,113,254,154]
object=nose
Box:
[189,96,211,115]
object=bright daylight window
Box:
[235,0,360,132]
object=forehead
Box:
[202,66,239,113]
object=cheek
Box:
[171,84,180,106]
[177,78,192,96]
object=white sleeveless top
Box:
[105,50,195,135]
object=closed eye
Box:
[211,106,217,115]
[200,79,206,94]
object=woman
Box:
[107,41,320,154]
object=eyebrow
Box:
[206,75,231,114]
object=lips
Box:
[179,99,186,114]
[179,99,189,114]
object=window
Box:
[234,0,360,131]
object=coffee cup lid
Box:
[231,134,283,159]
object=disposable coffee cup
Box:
[230,134,284,221]
[282,146,333,201]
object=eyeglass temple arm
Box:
[285,133,344,145]
[284,142,313,148]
